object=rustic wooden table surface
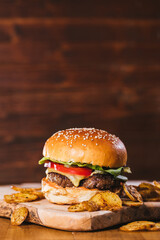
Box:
[0,217,160,240]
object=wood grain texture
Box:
[0,1,159,184]
[0,218,74,240]
[1,218,160,240]
[1,183,160,231]
[0,0,160,19]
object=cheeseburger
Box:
[39,128,130,204]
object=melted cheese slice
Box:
[46,168,86,187]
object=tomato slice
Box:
[44,161,92,176]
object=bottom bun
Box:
[42,178,101,204]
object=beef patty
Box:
[47,172,73,188]
[47,172,121,190]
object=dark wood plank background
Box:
[0,0,159,184]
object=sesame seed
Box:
[50,128,119,148]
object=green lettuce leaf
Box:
[39,157,52,164]
[123,167,132,174]
[39,157,131,178]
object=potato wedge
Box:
[89,193,106,209]
[68,190,122,212]
[4,186,44,203]
[68,200,100,212]
[100,191,122,210]
[68,202,87,212]
[11,186,41,193]
[30,191,44,199]
[153,181,160,190]
[138,189,159,199]
[123,184,143,202]
[11,207,28,226]
[85,201,100,212]
[120,221,155,231]
[4,194,17,203]
[137,181,160,201]
[155,189,160,195]
[122,200,143,207]
[4,193,38,203]
[138,182,155,191]
[149,223,160,231]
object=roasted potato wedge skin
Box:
[4,193,38,203]
[149,223,160,231]
[11,207,28,226]
[4,186,44,204]
[30,191,44,199]
[137,181,160,201]
[153,181,160,190]
[120,221,155,231]
[11,186,41,193]
[138,182,155,190]
[68,202,87,212]
[138,189,158,199]
[123,184,143,202]
[100,191,122,209]
[90,193,106,209]
[68,190,122,212]
[123,184,136,201]
[122,200,143,207]
[85,201,100,212]
[68,200,100,212]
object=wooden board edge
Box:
[0,200,92,231]
[0,200,43,226]
[1,200,160,231]
[90,204,160,230]
[37,207,92,231]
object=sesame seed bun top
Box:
[43,128,127,168]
